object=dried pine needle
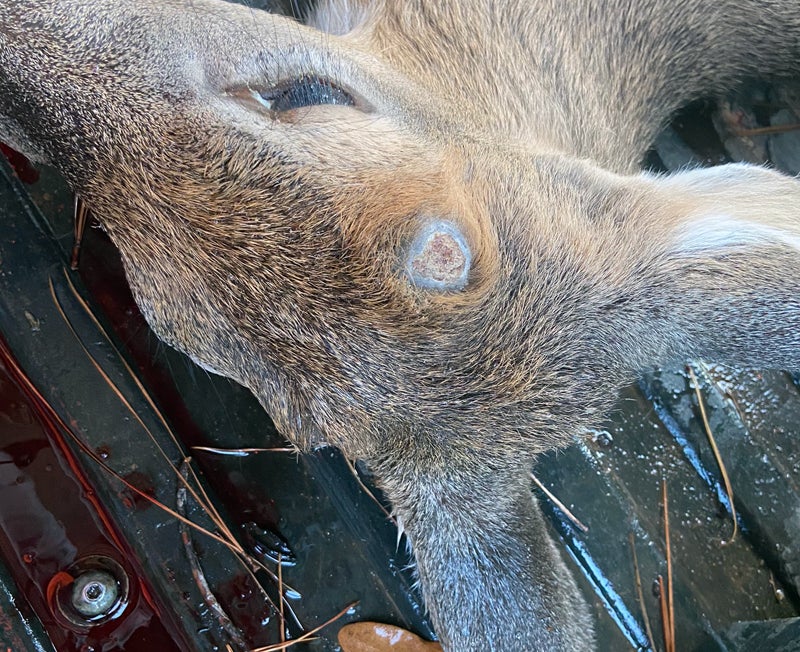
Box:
[344,456,396,524]
[628,532,656,651]
[178,461,247,650]
[530,472,589,533]
[656,575,673,652]
[192,446,296,456]
[70,195,90,270]
[733,122,800,137]
[661,480,675,652]
[687,365,738,545]
[250,601,358,652]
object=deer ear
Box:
[660,165,800,256]
[620,164,800,372]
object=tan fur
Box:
[0,1,799,649]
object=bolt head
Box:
[70,570,119,618]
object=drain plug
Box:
[49,555,130,629]
[71,569,119,618]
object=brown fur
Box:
[1,1,799,649]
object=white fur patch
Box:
[672,214,800,254]
[307,0,370,35]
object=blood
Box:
[214,573,277,648]
[118,472,156,512]
[0,143,40,184]
[0,342,184,651]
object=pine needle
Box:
[687,365,738,545]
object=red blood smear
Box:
[0,340,185,651]
[215,573,276,648]
[0,143,40,184]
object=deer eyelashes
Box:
[261,75,356,111]
[232,75,365,115]
[406,220,472,291]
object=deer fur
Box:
[0,1,799,649]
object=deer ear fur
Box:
[631,164,800,371]
[658,164,800,257]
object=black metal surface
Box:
[0,552,53,652]
[722,618,800,651]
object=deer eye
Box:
[259,75,356,112]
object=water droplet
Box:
[284,588,302,601]
[240,522,296,566]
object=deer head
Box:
[0,1,798,649]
